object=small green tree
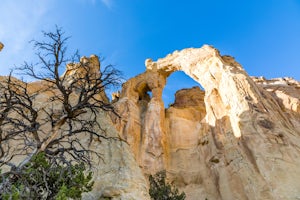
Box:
[0,152,94,200]
[149,171,186,200]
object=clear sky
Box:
[1,0,300,105]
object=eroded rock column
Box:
[113,69,167,174]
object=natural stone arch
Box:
[145,45,259,138]
[114,45,260,175]
[111,45,300,200]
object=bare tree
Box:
[0,27,121,198]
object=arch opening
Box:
[137,83,151,102]
[163,71,205,108]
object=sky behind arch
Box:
[0,0,300,105]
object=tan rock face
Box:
[114,45,300,199]
[3,46,300,200]
[252,76,300,114]
[112,69,167,174]
[61,56,151,200]
[0,56,150,200]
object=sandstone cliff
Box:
[2,45,300,200]
[113,45,300,200]
[0,56,150,200]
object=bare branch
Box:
[0,26,122,184]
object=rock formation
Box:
[0,56,150,200]
[113,45,300,199]
[1,45,300,199]
[112,70,167,174]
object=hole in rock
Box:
[147,91,153,98]
[137,83,152,113]
[163,71,204,108]
[138,84,152,101]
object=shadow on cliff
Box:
[164,80,300,199]
[194,100,300,200]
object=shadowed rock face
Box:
[113,45,300,200]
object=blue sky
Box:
[0,0,300,105]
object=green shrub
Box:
[0,152,94,200]
[149,170,186,200]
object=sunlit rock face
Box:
[112,70,167,174]
[51,56,151,200]
[0,56,151,200]
[113,45,300,200]
[2,46,300,200]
